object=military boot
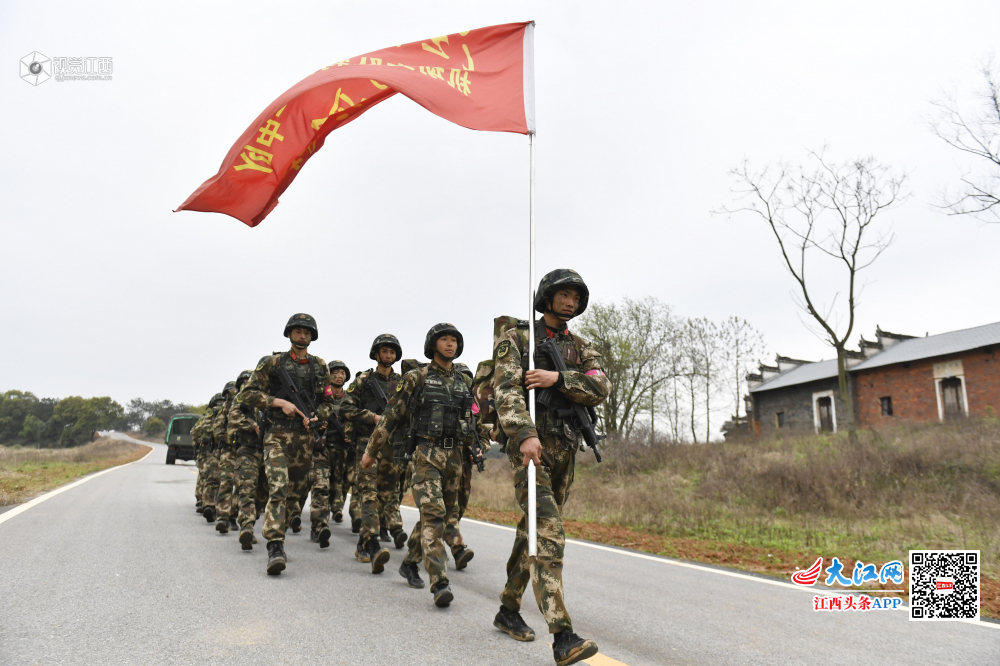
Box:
[215,518,229,534]
[195,501,204,514]
[398,561,425,589]
[355,538,371,563]
[494,605,536,642]
[239,529,254,551]
[332,509,343,523]
[379,526,391,542]
[228,518,238,531]
[453,545,474,570]
[431,581,453,608]
[391,528,407,549]
[290,514,302,533]
[351,517,361,534]
[266,541,286,576]
[310,529,320,543]
[366,537,390,574]
[552,630,598,666]
[318,527,331,549]
[203,506,216,523]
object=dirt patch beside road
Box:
[0,437,150,506]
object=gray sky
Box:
[3,0,999,411]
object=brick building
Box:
[853,322,1000,424]
[741,321,1000,438]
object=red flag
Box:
[177,22,535,227]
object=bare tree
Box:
[576,296,676,438]
[718,316,765,426]
[719,149,906,436]
[929,60,1000,222]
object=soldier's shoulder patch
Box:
[396,381,404,392]
[346,383,355,393]
[254,360,266,372]
[496,340,512,359]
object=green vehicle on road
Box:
[164,413,201,465]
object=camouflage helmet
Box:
[424,322,464,360]
[328,360,351,379]
[223,381,237,395]
[533,268,590,318]
[369,333,402,361]
[236,370,252,390]
[454,362,474,379]
[209,392,224,407]
[284,313,318,341]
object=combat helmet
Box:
[424,323,464,360]
[369,334,402,361]
[209,392,224,408]
[454,362,474,379]
[533,269,590,318]
[223,381,237,396]
[328,360,351,381]
[400,358,425,375]
[236,370,252,390]
[284,313,319,341]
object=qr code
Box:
[909,550,979,620]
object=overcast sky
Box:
[3,1,999,413]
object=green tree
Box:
[0,390,40,441]
[53,396,125,447]
[144,417,166,437]
[19,415,46,442]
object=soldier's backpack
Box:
[470,316,531,449]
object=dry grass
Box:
[0,437,150,505]
[467,420,1000,616]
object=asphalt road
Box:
[2,436,999,665]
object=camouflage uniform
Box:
[238,351,336,544]
[369,361,475,591]
[191,412,213,508]
[228,392,268,536]
[493,318,610,634]
[329,416,354,520]
[213,389,239,526]
[310,390,348,531]
[341,368,403,545]
[199,403,222,513]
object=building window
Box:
[880,397,893,416]
[775,411,785,428]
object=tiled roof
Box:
[852,321,1000,372]
[749,359,839,393]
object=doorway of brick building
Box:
[941,377,965,420]
[817,396,834,432]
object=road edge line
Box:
[406,507,1000,630]
[0,442,155,527]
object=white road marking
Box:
[0,444,155,527]
[402,506,1000,631]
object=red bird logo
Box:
[792,557,823,586]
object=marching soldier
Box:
[237,314,337,575]
[229,366,269,550]
[365,323,475,608]
[200,392,225,524]
[212,380,240,534]
[341,334,404,573]
[491,269,610,666]
[313,360,351,535]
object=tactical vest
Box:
[234,402,261,450]
[526,320,585,443]
[267,352,323,430]
[354,371,397,438]
[414,366,473,446]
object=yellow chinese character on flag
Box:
[234,146,274,173]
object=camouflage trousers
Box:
[501,437,576,634]
[403,457,465,564]
[330,446,354,516]
[236,446,268,531]
[200,450,221,509]
[402,442,463,589]
[261,427,314,542]
[308,443,331,531]
[195,453,206,503]
[457,456,473,521]
[346,447,359,521]
[356,439,403,542]
[216,449,238,520]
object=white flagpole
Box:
[527,130,537,558]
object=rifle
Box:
[365,373,390,414]
[326,412,348,448]
[275,365,323,442]
[535,338,605,463]
[466,395,485,473]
